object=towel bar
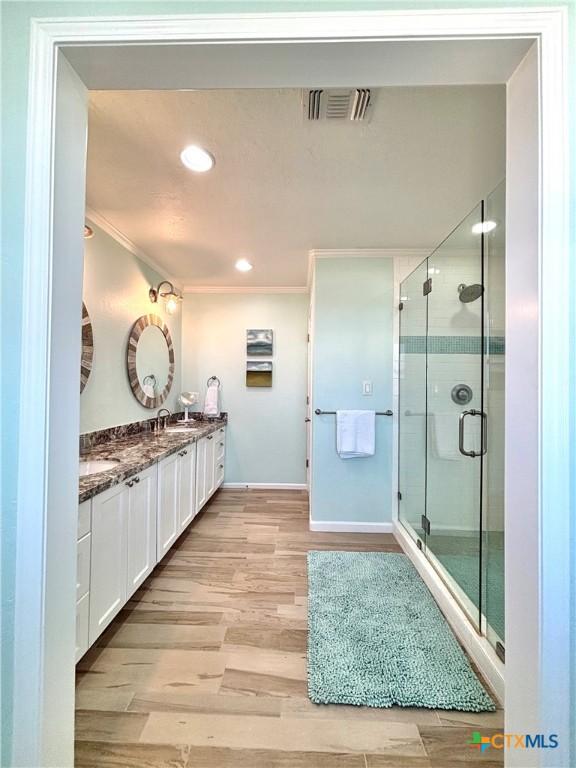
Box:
[314,408,393,416]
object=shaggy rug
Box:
[307,551,495,712]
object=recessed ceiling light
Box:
[235,258,253,272]
[472,220,497,235]
[180,145,215,173]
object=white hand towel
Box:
[142,383,155,398]
[204,383,220,416]
[429,412,460,460]
[336,410,375,459]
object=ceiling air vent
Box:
[305,89,373,121]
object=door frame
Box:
[15,8,571,767]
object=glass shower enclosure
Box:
[398,182,505,656]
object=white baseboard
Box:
[393,521,505,704]
[309,521,394,533]
[221,483,308,490]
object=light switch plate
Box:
[362,380,373,395]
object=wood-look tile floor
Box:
[75,489,503,768]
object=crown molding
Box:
[307,248,431,288]
[182,285,308,294]
[85,207,181,289]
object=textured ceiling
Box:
[86,86,505,287]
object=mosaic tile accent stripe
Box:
[400,335,505,355]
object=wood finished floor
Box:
[75,489,503,768]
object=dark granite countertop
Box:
[78,418,227,504]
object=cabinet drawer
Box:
[76,592,90,662]
[78,499,91,539]
[215,460,225,487]
[77,532,91,601]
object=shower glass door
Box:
[398,259,429,546]
[398,188,505,651]
[425,204,484,630]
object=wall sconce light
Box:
[84,224,94,239]
[149,281,182,315]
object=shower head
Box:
[458,283,484,303]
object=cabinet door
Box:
[127,465,158,598]
[89,482,128,644]
[76,532,91,601]
[195,437,207,513]
[205,434,216,499]
[76,592,90,662]
[178,442,197,531]
[157,451,180,560]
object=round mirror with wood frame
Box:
[127,314,175,408]
[80,302,93,393]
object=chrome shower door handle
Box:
[458,409,488,458]
[459,410,477,457]
[479,410,488,456]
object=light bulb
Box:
[180,145,215,173]
[165,297,178,314]
[472,220,497,235]
[235,258,253,272]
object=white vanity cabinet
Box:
[89,464,158,646]
[178,442,197,531]
[157,450,180,560]
[157,442,198,561]
[76,499,92,661]
[196,427,226,513]
[126,464,157,598]
[89,482,128,645]
[214,426,226,489]
[77,425,226,659]
[205,433,216,499]
[195,437,207,513]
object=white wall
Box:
[311,256,394,526]
[181,291,308,485]
[81,220,182,433]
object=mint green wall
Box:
[311,257,394,523]
[1,2,575,765]
[81,221,182,433]
[181,292,308,485]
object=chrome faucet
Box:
[156,408,171,430]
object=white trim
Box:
[14,19,58,766]
[21,9,563,41]
[85,207,181,289]
[183,285,308,294]
[221,483,308,490]
[14,8,571,767]
[535,11,571,765]
[310,521,394,534]
[394,521,505,704]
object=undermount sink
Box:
[166,426,202,433]
[79,459,121,477]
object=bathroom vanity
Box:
[76,419,226,660]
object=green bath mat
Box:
[307,551,495,712]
